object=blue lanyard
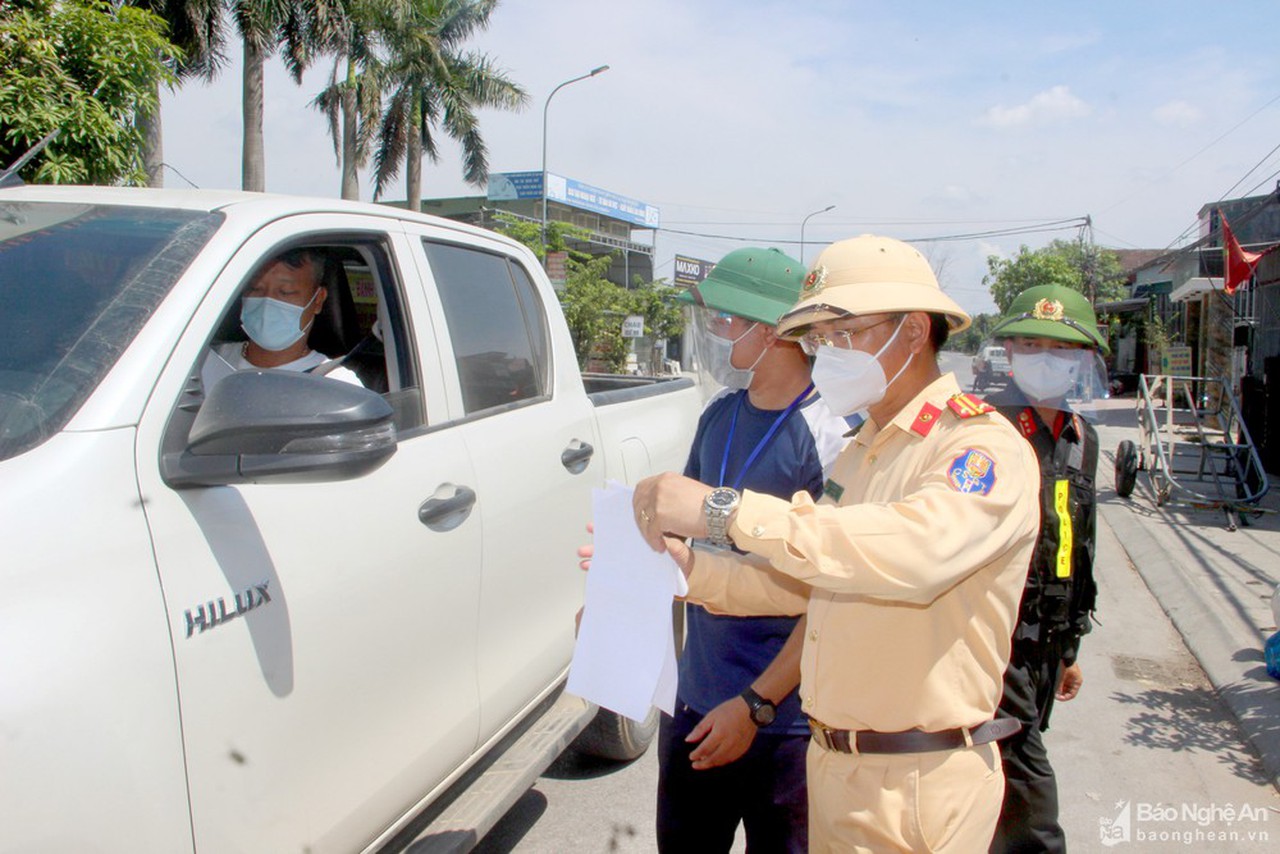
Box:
[718,383,814,490]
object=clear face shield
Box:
[687,306,763,398]
[1004,338,1110,420]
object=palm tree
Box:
[130,0,226,187]
[302,0,385,200]
[231,0,307,192]
[370,0,527,208]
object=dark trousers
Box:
[656,703,808,853]
[991,640,1067,854]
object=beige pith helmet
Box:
[776,234,972,339]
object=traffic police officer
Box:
[987,284,1106,853]
[629,235,1041,852]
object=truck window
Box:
[422,240,550,415]
[195,238,426,432]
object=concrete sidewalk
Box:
[1089,394,1280,791]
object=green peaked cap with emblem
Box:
[990,283,1110,355]
[675,247,806,325]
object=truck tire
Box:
[572,705,660,762]
[1115,440,1138,498]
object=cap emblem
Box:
[1032,298,1064,321]
[802,266,828,295]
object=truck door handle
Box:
[561,440,595,474]
[418,485,477,532]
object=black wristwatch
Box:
[740,687,777,727]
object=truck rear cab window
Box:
[421,240,550,415]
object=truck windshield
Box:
[0,202,223,461]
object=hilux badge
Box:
[184,580,272,638]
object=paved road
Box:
[475,353,1279,852]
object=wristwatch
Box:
[740,687,777,727]
[703,487,740,547]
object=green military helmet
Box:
[675,247,806,326]
[991,284,1110,355]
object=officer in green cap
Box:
[987,283,1108,854]
[662,247,848,852]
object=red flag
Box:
[1222,211,1261,295]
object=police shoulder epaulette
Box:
[946,392,995,418]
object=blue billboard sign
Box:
[487,171,660,229]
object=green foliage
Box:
[558,254,626,370]
[983,238,1127,313]
[559,272,686,372]
[493,212,686,371]
[629,275,685,344]
[948,312,998,355]
[0,0,180,185]
[492,212,587,261]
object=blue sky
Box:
[159,0,1280,314]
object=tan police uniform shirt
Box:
[685,373,1040,734]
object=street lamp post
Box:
[800,204,836,264]
[541,65,610,261]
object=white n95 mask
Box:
[811,317,911,416]
[1011,349,1082,402]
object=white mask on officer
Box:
[1011,348,1083,402]
[811,316,911,417]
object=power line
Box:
[1099,90,1280,216]
[656,217,1086,247]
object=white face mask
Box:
[1011,348,1083,402]
[811,316,911,416]
[705,322,765,390]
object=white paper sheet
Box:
[566,480,688,722]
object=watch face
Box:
[708,488,738,510]
[753,704,776,726]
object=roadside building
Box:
[413,170,658,291]
[1108,189,1280,473]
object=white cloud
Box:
[978,85,1092,128]
[1152,100,1203,127]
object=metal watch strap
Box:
[706,507,731,546]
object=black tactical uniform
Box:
[989,388,1099,854]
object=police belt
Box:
[807,717,1021,755]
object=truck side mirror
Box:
[161,371,396,488]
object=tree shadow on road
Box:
[1110,676,1272,786]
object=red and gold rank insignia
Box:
[1016,408,1038,438]
[910,402,942,437]
[946,392,994,418]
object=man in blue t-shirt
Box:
[661,247,847,852]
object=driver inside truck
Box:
[205,248,362,387]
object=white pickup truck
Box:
[0,186,701,853]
